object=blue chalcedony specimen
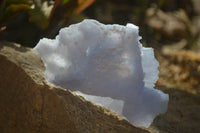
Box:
[34,19,169,128]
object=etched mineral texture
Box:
[34,19,169,127]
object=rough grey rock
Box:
[0,41,149,133]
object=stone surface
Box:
[157,48,200,94]
[0,41,149,133]
[146,8,189,40]
[1,42,200,133]
[147,86,200,133]
[192,0,200,15]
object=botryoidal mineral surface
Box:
[34,19,169,127]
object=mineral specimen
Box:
[34,19,169,127]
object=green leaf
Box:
[4,4,31,20]
[28,0,53,30]
[62,0,70,5]
[50,0,95,27]
[6,0,32,5]
[29,7,49,30]
[0,0,7,23]
[74,0,95,14]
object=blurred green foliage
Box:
[0,0,95,47]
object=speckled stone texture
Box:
[0,42,149,133]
